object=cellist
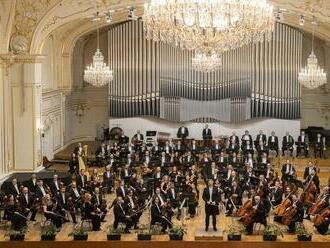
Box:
[245,195,267,235]
[285,194,304,233]
[313,197,330,235]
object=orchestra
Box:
[0,128,329,239]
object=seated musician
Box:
[5,195,27,231]
[297,131,308,157]
[152,141,162,155]
[243,165,257,191]
[103,165,114,193]
[68,182,82,210]
[242,140,254,160]
[142,150,152,165]
[49,174,61,196]
[282,132,294,156]
[202,179,220,231]
[265,163,276,184]
[132,130,144,152]
[215,151,227,168]
[174,140,185,155]
[166,182,179,210]
[182,151,195,170]
[225,180,243,216]
[57,187,77,224]
[155,187,166,206]
[270,181,283,207]
[256,130,267,146]
[116,180,128,199]
[304,169,320,194]
[180,184,198,218]
[177,126,189,139]
[314,133,325,158]
[160,175,170,195]
[124,189,140,229]
[256,140,269,157]
[151,197,172,233]
[228,152,240,166]
[287,194,304,233]
[42,194,64,228]
[190,139,199,155]
[229,132,240,146]
[241,130,253,146]
[304,161,316,180]
[227,140,239,155]
[313,197,330,234]
[169,166,181,184]
[69,153,78,173]
[244,153,255,168]
[18,187,37,221]
[113,196,133,233]
[211,140,222,156]
[35,180,48,201]
[7,178,21,197]
[121,164,132,185]
[162,140,172,155]
[95,143,107,166]
[281,160,296,183]
[90,168,102,192]
[77,169,88,190]
[91,187,107,222]
[25,173,37,194]
[258,152,270,166]
[208,162,219,181]
[245,195,267,235]
[268,131,279,156]
[82,193,101,231]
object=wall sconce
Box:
[74,103,89,123]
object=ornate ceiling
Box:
[6,0,330,55]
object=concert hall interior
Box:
[2,0,330,247]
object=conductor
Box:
[202,179,220,232]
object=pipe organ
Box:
[108,20,302,123]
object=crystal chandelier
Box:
[84,29,113,87]
[143,0,275,54]
[298,24,327,89]
[192,53,222,73]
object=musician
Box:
[244,165,257,191]
[314,197,330,234]
[7,178,21,197]
[258,153,270,167]
[203,124,212,147]
[304,161,316,180]
[182,151,195,169]
[177,126,189,139]
[241,130,253,146]
[256,141,269,157]
[242,140,254,159]
[282,132,294,156]
[49,174,61,196]
[124,189,140,229]
[77,169,88,190]
[35,180,48,200]
[121,164,132,184]
[174,140,185,154]
[57,187,77,224]
[304,169,320,194]
[18,187,37,221]
[69,153,78,173]
[163,141,172,155]
[142,150,152,165]
[227,140,239,154]
[5,195,27,231]
[91,187,107,222]
[268,131,279,156]
[190,139,199,155]
[68,182,81,209]
[42,194,64,228]
[256,130,267,145]
[314,133,325,158]
[96,143,108,165]
[211,140,222,156]
[202,179,220,231]
[270,181,283,206]
[152,141,162,155]
[216,151,227,168]
[228,152,240,166]
[102,165,114,193]
[245,195,267,235]
[83,193,101,231]
[151,197,172,233]
[265,163,276,183]
[297,131,308,157]
[132,130,144,153]
[166,182,179,209]
[116,180,128,198]
[119,131,129,145]
[207,162,219,181]
[229,132,240,146]
[281,160,296,183]
[113,196,132,233]
[155,187,166,206]
[25,173,37,193]
[226,180,243,216]
[244,153,255,168]
[287,194,304,233]
[74,142,84,157]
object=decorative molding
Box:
[73,103,89,123]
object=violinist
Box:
[124,189,140,229]
[116,180,128,198]
[83,193,101,231]
[35,180,48,201]
[18,187,37,221]
[113,196,132,233]
[103,165,114,193]
[245,195,267,235]
[5,195,28,231]
[92,187,107,220]
[49,174,61,196]
[121,164,132,184]
[270,181,283,207]
[151,197,172,233]
[68,182,82,210]
[56,187,76,224]
[225,180,243,216]
[202,179,220,232]
[76,169,88,190]
[42,194,64,228]
[7,178,21,197]
[286,194,304,233]
[25,173,37,193]
[281,160,296,183]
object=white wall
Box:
[110,117,301,140]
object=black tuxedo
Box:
[76,174,88,189]
[229,135,240,145]
[116,186,128,198]
[282,135,294,156]
[281,164,295,181]
[203,128,212,140]
[7,183,21,196]
[256,134,267,144]
[177,126,189,139]
[202,187,220,230]
[25,179,37,193]
[18,193,37,220]
[268,135,279,153]
[103,171,114,192]
[241,134,253,146]
[271,188,283,206]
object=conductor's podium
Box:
[195,227,224,241]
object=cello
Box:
[274,193,292,216]
[314,208,330,227]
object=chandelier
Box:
[298,24,327,89]
[84,29,113,87]
[192,53,222,72]
[143,0,275,54]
